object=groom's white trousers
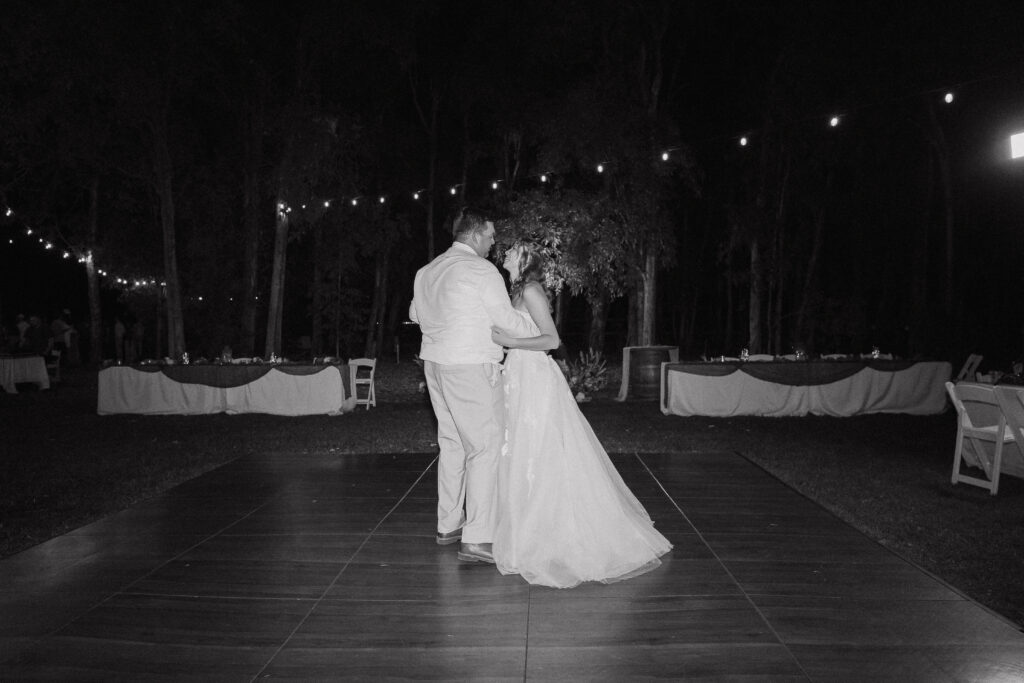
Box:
[423,360,505,544]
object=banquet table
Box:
[97,363,353,416]
[0,354,50,394]
[660,359,951,417]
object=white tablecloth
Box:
[97,365,354,416]
[660,360,951,417]
[0,355,50,394]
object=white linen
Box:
[410,242,533,365]
[0,356,50,394]
[97,366,352,416]
[494,311,671,588]
[660,361,952,417]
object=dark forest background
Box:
[2,0,1023,368]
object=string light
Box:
[378,195,386,204]
[540,174,548,183]
[829,115,840,127]
[944,92,954,104]
[739,136,749,146]
[596,163,604,173]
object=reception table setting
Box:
[660,353,951,417]
[0,353,50,394]
[97,356,355,416]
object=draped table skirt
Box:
[0,355,50,394]
[660,360,952,417]
[97,364,354,416]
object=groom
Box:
[409,207,532,563]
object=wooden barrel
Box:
[628,346,673,399]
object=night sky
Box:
[2,0,1023,364]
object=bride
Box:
[490,243,672,588]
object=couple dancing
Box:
[410,208,671,588]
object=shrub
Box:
[564,349,609,396]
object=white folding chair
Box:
[945,381,1016,495]
[349,357,377,409]
[992,386,1024,486]
[956,354,983,381]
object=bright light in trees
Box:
[1009,132,1024,159]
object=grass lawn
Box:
[3,360,1023,628]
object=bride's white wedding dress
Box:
[493,309,672,588]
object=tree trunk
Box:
[796,169,833,342]
[427,94,440,258]
[86,176,103,366]
[364,250,390,357]
[641,249,656,345]
[264,194,289,356]
[311,221,324,356]
[152,112,185,358]
[240,103,263,357]
[587,294,608,353]
[748,240,763,353]
[927,103,954,321]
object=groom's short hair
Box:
[452,207,490,239]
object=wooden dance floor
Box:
[1,450,1022,680]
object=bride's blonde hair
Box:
[508,243,547,303]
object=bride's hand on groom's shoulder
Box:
[491,327,513,348]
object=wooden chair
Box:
[45,348,61,384]
[945,381,1016,494]
[956,354,983,381]
[349,357,377,409]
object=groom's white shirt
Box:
[410,241,530,365]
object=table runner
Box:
[668,360,917,387]
[98,364,352,415]
[129,363,347,392]
[661,360,951,417]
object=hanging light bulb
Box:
[491,181,499,190]
[323,200,331,208]
[379,195,385,203]
[540,174,547,182]
[62,251,70,259]
[596,164,604,173]
[661,151,670,161]
[351,198,358,206]
[944,92,954,104]
[449,186,457,195]
[4,207,12,217]
[829,115,840,127]
[26,228,32,235]
[413,191,420,200]
[739,136,748,146]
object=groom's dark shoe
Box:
[457,542,495,563]
[436,529,462,545]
